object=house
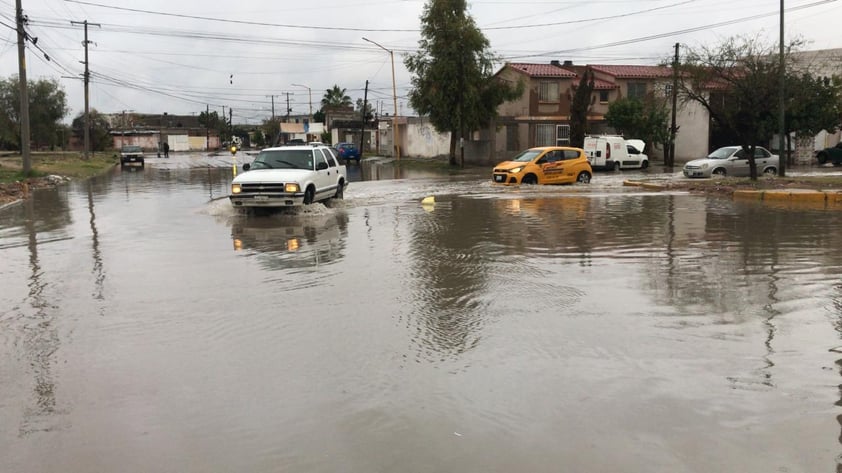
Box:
[488,61,709,163]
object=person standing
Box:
[163,141,170,158]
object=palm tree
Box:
[321,85,352,109]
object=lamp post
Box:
[363,37,400,160]
[291,83,312,118]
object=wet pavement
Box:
[3,153,842,472]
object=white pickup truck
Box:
[229,144,347,208]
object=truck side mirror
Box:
[243,163,251,171]
[317,161,328,170]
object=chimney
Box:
[550,60,561,66]
[563,60,573,66]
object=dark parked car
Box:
[120,145,144,168]
[816,142,842,165]
[334,142,361,163]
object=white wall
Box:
[673,100,709,162]
[403,120,451,158]
[168,135,190,152]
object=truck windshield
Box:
[251,150,314,170]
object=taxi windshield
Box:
[512,149,543,163]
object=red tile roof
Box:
[590,64,673,79]
[572,78,618,90]
[508,63,577,78]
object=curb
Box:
[733,188,842,208]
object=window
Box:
[539,81,559,102]
[556,124,570,145]
[563,149,581,160]
[536,124,555,146]
[627,82,647,100]
[599,90,609,103]
[663,83,673,98]
[324,148,339,167]
[506,125,519,151]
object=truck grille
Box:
[239,183,287,194]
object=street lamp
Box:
[363,37,400,160]
[291,83,312,118]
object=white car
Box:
[683,146,779,178]
[229,145,347,208]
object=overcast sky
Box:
[1,0,840,125]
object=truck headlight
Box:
[285,183,300,193]
[231,183,242,194]
[509,167,523,174]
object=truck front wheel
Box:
[303,186,315,205]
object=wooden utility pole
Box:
[668,42,679,168]
[71,20,100,160]
[205,104,209,150]
[360,80,369,158]
[15,0,31,174]
[778,0,787,176]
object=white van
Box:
[583,135,649,171]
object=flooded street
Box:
[3,154,842,472]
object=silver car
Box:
[683,146,779,178]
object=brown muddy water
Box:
[2,155,842,472]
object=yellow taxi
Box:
[492,146,592,185]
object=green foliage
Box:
[605,98,670,152]
[355,98,375,122]
[313,109,325,123]
[405,0,523,165]
[252,128,266,147]
[71,109,112,151]
[570,70,594,147]
[0,75,68,150]
[260,117,281,146]
[199,110,230,141]
[786,72,842,138]
[321,85,352,109]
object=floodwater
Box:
[3,154,842,472]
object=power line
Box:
[64,0,420,32]
[504,0,838,59]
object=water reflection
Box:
[230,209,349,270]
[18,196,66,436]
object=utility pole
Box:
[71,19,100,160]
[360,80,369,158]
[205,104,209,151]
[229,107,233,138]
[363,37,400,160]
[15,0,31,174]
[668,42,679,168]
[267,95,275,121]
[778,0,787,177]
[285,92,291,121]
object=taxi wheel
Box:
[521,174,538,185]
[576,172,591,184]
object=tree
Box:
[570,70,594,147]
[785,72,842,155]
[605,98,670,153]
[676,36,795,180]
[405,0,523,166]
[0,76,68,150]
[321,85,352,109]
[355,98,374,122]
[71,109,111,151]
